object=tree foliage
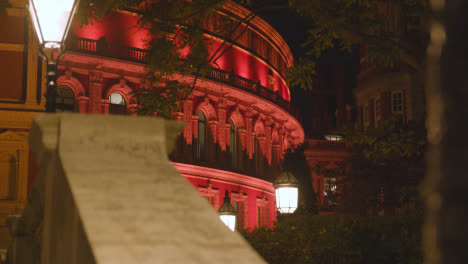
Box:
[74,0,231,117]
[317,117,426,215]
[284,0,430,90]
[242,214,423,264]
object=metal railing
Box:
[66,37,301,121]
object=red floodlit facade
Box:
[47,1,304,230]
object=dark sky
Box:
[249,1,359,136]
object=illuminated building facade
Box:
[0,0,304,247]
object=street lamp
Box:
[274,171,299,214]
[218,190,237,231]
[28,0,80,112]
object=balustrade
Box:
[66,37,301,121]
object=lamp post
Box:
[274,171,299,214]
[218,190,237,231]
[28,0,80,112]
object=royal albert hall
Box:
[53,1,304,229]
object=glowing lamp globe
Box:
[28,0,80,48]
[274,171,299,214]
[218,190,237,231]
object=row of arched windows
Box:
[55,85,127,114]
[196,110,267,171]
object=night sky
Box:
[250,1,359,137]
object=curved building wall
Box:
[71,2,292,101]
[54,1,303,229]
[0,0,303,239]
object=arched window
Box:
[56,85,75,112]
[230,120,237,169]
[197,111,206,161]
[108,93,126,115]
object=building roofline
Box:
[220,1,294,68]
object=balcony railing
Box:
[66,37,301,121]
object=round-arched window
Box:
[56,86,75,112]
[108,93,126,114]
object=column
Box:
[245,112,253,159]
[77,96,89,113]
[265,118,273,164]
[272,143,280,165]
[88,70,104,114]
[238,128,247,151]
[208,120,218,162]
[208,120,218,143]
[183,99,193,145]
[217,100,227,151]
[102,99,110,114]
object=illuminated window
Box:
[363,105,369,127]
[230,121,237,169]
[197,111,206,161]
[391,92,403,113]
[56,85,74,112]
[323,177,337,208]
[109,93,126,115]
[374,97,381,127]
[325,135,342,141]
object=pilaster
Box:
[217,100,227,151]
[77,96,89,113]
[238,128,247,151]
[245,110,254,159]
[101,99,109,114]
[265,118,273,164]
[208,120,218,143]
[192,115,198,140]
[88,70,104,114]
[183,99,193,145]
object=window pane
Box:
[392,92,403,112]
[56,85,74,112]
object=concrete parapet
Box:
[6,114,265,264]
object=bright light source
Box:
[109,93,126,105]
[325,134,343,141]
[29,0,79,47]
[218,190,237,231]
[274,171,299,214]
[219,215,236,231]
[275,187,298,214]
